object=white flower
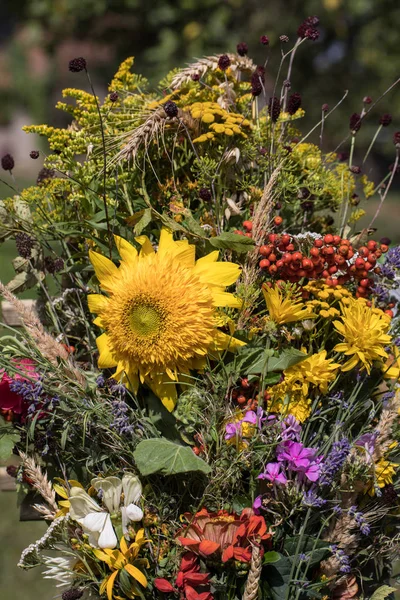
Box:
[43,556,75,587]
[68,473,143,549]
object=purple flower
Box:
[354,432,377,462]
[225,410,262,440]
[277,441,316,469]
[302,490,326,508]
[280,415,301,441]
[319,438,351,486]
[258,462,288,485]
[225,422,242,440]
[253,495,262,514]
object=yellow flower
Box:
[383,345,400,379]
[262,284,316,325]
[88,229,244,411]
[367,459,398,496]
[284,350,339,396]
[333,298,391,374]
[95,530,149,600]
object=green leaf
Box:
[0,419,20,461]
[134,207,152,235]
[246,349,274,375]
[6,270,43,294]
[267,348,308,372]
[133,438,211,476]
[262,555,292,600]
[145,393,182,442]
[370,586,397,600]
[209,231,255,254]
[182,209,206,237]
[263,551,282,565]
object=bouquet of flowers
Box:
[1,15,400,600]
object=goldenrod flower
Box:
[262,284,315,325]
[88,229,244,411]
[95,529,149,600]
[333,298,391,374]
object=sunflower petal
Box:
[194,261,241,287]
[135,235,155,256]
[97,333,118,368]
[114,235,138,265]
[89,250,118,289]
[88,294,109,315]
[148,375,177,412]
[212,291,242,308]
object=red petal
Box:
[233,547,252,562]
[180,552,199,572]
[154,578,175,593]
[198,540,220,556]
[184,572,210,586]
[221,545,234,562]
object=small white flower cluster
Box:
[18,515,68,569]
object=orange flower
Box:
[177,508,271,563]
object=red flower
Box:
[0,359,38,418]
[177,508,271,564]
[154,552,214,599]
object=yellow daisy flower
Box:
[333,298,391,374]
[88,229,244,411]
[284,350,340,396]
[367,459,398,496]
[262,283,316,325]
[94,530,149,600]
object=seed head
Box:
[268,96,281,123]
[322,103,329,113]
[297,16,320,40]
[15,232,34,259]
[379,113,392,127]
[191,73,200,81]
[287,92,302,115]
[218,54,231,71]
[236,42,248,56]
[363,96,372,104]
[68,57,87,72]
[163,101,178,118]
[260,35,269,46]
[30,150,40,159]
[1,153,15,171]
[380,237,391,245]
[109,92,119,102]
[199,188,212,201]
[279,35,289,43]
[350,165,362,174]
[349,113,362,134]
[393,132,400,146]
[251,66,265,97]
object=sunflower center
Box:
[129,303,162,337]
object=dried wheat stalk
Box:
[243,543,262,600]
[171,54,256,89]
[0,281,69,364]
[373,390,400,460]
[114,107,196,164]
[20,452,58,518]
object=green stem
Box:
[363,124,382,164]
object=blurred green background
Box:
[0,0,399,598]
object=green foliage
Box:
[0,417,21,461]
[133,438,211,476]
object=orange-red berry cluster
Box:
[230,377,270,410]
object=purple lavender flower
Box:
[110,400,134,435]
[329,545,351,573]
[280,415,301,441]
[302,490,326,508]
[372,284,390,304]
[258,462,287,485]
[386,245,400,269]
[349,507,371,535]
[320,438,351,486]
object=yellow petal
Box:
[194,261,241,288]
[106,570,119,600]
[97,333,118,368]
[195,251,219,266]
[210,331,246,352]
[135,235,155,257]
[93,316,105,328]
[157,229,175,257]
[124,564,148,588]
[120,536,129,556]
[173,243,196,269]
[212,291,242,308]
[148,375,177,412]
[114,235,138,265]
[88,294,109,315]
[53,483,69,499]
[89,250,118,290]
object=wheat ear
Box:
[20,452,58,518]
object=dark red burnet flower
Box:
[0,358,38,420]
[109,92,119,102]
[251,65,265,97]
[363,96,372,104]
[1,153,15,171]
[349,112,362,134]
[279,35,289,43]
[260,35,269,45]
[164,100,179,118]
[15,232,34,259]
[379,113,392,127]
[349,165,362,174]
[217,54,231,71]
[268,96,281,122]
[287,92,302,115]
[322,103,329,113]
[68,57,87,72]
[297,16,320,40]
[393,131,400,146]
[199,188,212,201]
[30,150,40,159]
[236,42,248,56]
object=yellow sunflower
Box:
[333,298,391,374]
[88,229,244,410]
[262,283,315,325]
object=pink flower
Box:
[277,441,316,470]
[258,462,287,485]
